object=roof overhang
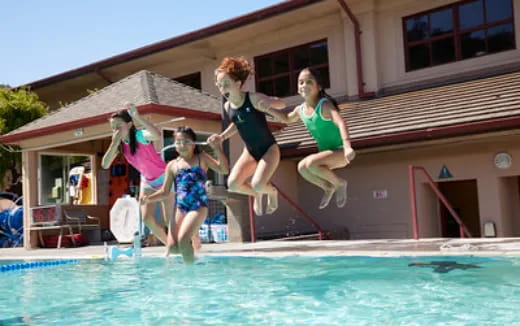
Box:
[0,103,286,145]
[0,103,221,144]
[24,0,326,90]
[281,115,520,157]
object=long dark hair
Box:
[301,67,340,110]
[176,126,200,154]
[111,110,138,155]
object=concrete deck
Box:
[1,238,520,260]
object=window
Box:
[162,129,223,185]
[254,40,330,97]
[403,0,515,71]
[38,154,94,205]
[174,72,202,90]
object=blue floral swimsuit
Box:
[174,155,209,214]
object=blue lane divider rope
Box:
[0,259,79,272]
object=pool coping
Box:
[1,238,520,260]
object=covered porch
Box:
[0,70,226,249]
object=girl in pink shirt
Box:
[102,103,173,248]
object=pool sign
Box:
[373,190,388,199]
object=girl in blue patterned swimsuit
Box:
[142,126,229,263]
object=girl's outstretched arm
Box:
[249,92,300,124]
[101,129,122,169]
[219,122,237,141]
[142,161,176,204]
[126,103,162,141]
[207,112,237,144]
[203,138,230,175]
[325,101,356,163]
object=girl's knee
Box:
[297,160,309,173]
[306,159,321,171]
[142,214,155,224]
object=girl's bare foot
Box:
[253,193,264,216]
[319,187,335,209]
[335,180,348,208]
[266,187,278,215]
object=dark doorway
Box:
[438,180,481,237]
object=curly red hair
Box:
[215,57,253,84]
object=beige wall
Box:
[374,0,520,91]
[499,176,520,235]
[34,0,520,108]
[159,0,520,99]
[161,0,520,98]
[151,11,349,107]
[263,133,520,239]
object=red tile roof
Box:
[276,71,520,156]
[0,70,222,143]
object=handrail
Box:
[248,183,330,242]
[408,165,472,239]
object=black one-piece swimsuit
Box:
[227,92,277,161]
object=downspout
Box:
[336,0,375,98]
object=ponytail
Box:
[318,89,339,111]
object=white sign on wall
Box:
[73,128,83,137]
[373,190,388,199]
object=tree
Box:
[0,86,48,194]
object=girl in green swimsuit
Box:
[278,68,355,209]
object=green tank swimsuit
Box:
[299,98,343,152]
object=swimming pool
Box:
[1,256,519,325]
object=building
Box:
[2,0,520,246]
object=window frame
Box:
[254,39,330,97]
[37,152,96,206]
[403,0,516,71]
[174,72,202,90]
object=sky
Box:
[0,0,283,87]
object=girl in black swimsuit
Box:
[208,57,288,215]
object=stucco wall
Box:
[263,133,520,239]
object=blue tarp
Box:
[0,206,23,248]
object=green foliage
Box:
[0,87,48,192]
[0,87,48,134]
[86,88,100,95]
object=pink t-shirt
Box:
[121,130,166,182]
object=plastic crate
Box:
[199,224,228,243]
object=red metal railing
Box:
[408,165,472,239]
[248,183,330,242]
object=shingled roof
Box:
[276,71,520,155]
[1,70,221,142]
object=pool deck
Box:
[1,238,520,260]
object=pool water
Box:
[0,256,519,325]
